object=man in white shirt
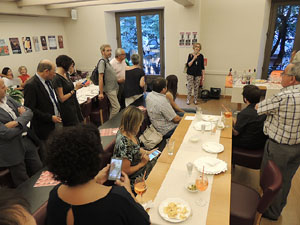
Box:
[110,48,127,109]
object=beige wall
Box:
[0,15,69,77]
[201,0,271,94]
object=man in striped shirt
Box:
[257,62,300,220]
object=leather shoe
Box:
[262,212,278,221]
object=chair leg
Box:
[100,109,104,125]
[254,212,262,225]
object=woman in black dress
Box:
[53,55,83,126]
[186,43,205,105]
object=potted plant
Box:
[6,87,23,104]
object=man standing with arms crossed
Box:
[110,48,127,109]
[98,44,120,119]
[257,62,300,221]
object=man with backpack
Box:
[97,44,120,119]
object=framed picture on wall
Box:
[40,36,48,50]
[0,39,9,56]
[58,35,64,49]
[9,38,21,54]
[32,36,40,52]
[48,35,57,50]
[22,37,32,53]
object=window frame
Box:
[115,9,165,78]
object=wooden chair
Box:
[230,160,282,225]
[90,95,110,126]
[33,201,48,225]
[80,97,92,123]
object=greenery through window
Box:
[116,10,164,76]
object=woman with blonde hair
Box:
[113,106,157,189]
[186,42,205,105]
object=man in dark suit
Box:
[24,59,62,161]
[0,78,42,187]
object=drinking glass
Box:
[196,106,202,121]
[167,139,175,156]
[195,173,209,207]
[201,124,206,134]
[186,162,193,177]
[224,111,232,128]
[210,121,217,135]
[134,176,147,204]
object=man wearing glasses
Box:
[256,62,300,220]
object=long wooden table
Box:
[143,114,232,225]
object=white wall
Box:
[0,15,69,77]
[63,0,202,95]
[200,0,271,94]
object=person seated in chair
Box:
[232,85,267,150]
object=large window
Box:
[262,0,300,78]
[116,10,164,77]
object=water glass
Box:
[201,124,206,133]
[196,107,202,121]
[167,139,175,156]
[186,162,193,177]
[210,121,217,135]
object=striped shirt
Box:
[257,84,300,145]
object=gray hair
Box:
[100,44,110,52]
[290,62,300,82]
[115,48,124,57]
[37,60,53,72]
[131,54,140,65]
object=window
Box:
[262,0,300,78]
[116,10,164,77]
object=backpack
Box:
[209,87,221,99]
[90,59,106,85]
[200,89,210,100]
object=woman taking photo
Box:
[113,106,157,188]
[46,124,150,225]
[53,55,83,126]
[166,74,196,117]
[186,43,205,105]
[124,54,145,107]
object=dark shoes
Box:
[262,211,279,221]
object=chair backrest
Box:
[33,201,48,225]
[81,97,92,118]
[257,160,282,213]
[99,139,116,170]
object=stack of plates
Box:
[201,115,219,122]
[194,156,227,174]
[194,121,212,131]
[202,142,224,153]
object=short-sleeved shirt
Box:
[124,68,145,98]
[186,53,205,77]
[146,91,177,135]
[98,57,118,92]
[110,58,126,80]
[233,103,267,149]
[46,184,150,225]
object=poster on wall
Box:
[32,36,40,52]
[179,32,185,47]
[185,32,191,47]
[0,39,10,56]
[58,35,64,49]
[9,38,21,54]
[192,32,198,45]
[48,36,57,50]
[40,36,48,50]
[22,37,32,53]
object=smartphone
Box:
[148,150,161,161]
[82,80,88,85]
[108,157,123,181]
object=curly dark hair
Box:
[46,124,103,186]
[56,55,74,72]
[166,74,178,100]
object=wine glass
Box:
[224,111,232,128]
[195,172,208,207]
[134,176,147,204]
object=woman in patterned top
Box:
[113,106,157,190]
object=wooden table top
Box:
[143,114,232,225]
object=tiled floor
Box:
[175,95,300,225]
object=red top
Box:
[18,74,30,83]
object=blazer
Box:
[0,96,33,167]
[24,75,59,140]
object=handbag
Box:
[139,124,163,150]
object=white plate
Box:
[202,142,224,153]
[185,182,198,193]
[201,115,219,122]
[158,198,192,223]
[194,121,212,131]
[194,157,227,175]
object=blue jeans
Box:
[176,108,196,117]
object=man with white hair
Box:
[110,48,127,109]
[257,62,300,220]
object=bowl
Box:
[189,135,200,143]
[185,182,198,193]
